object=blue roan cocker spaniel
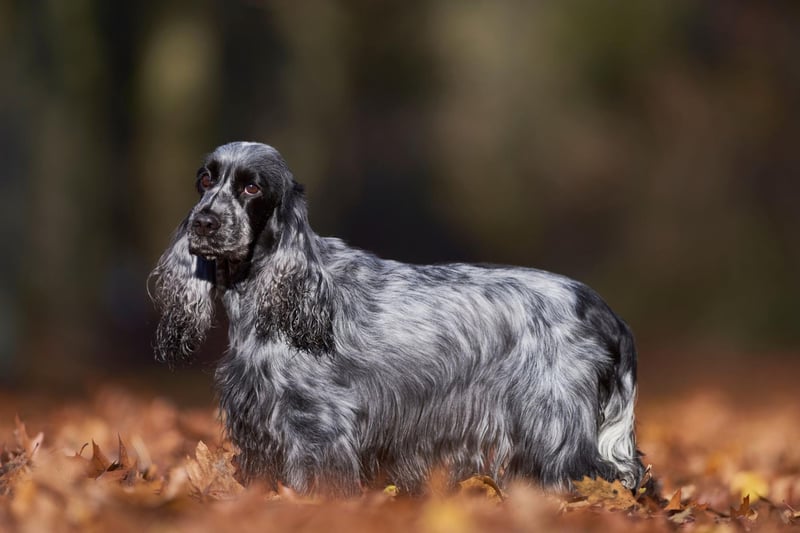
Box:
[150,142,645,496]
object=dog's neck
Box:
[193,256,247,292]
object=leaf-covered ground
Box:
[1,370,798,532]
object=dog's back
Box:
[256,238,646,492]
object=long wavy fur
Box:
[253,188,334,355]
[149,218,216,365]
[150,142,646,497]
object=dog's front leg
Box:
[277,390,362,496]
[281,435,362,496]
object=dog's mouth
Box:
[189,236,248,263]
[192,249,224,262]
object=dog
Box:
[150,141,645,496]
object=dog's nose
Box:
[192,212,221,236]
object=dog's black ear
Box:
[253,181,334,355]
[149,217,216,365]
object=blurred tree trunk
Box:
[135,3,219,262]
[16,0,112,385]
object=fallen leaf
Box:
[14,416,44,462]
[780,503,800,525]
[730,494,758,521]
[0,417,43,496]
[457,475,504,502]
[113,434,131,470]
[667,506,694,525]
[731,471,769,502]
[572,477,639,511]
[86,440,111,478]
[564,499,591,511]
[665,488,683,512]
[0,451,31,496]
[184,441,244,500]
[2,381,800,531]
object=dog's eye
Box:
[244,183,261,195]
[199,173,215,191]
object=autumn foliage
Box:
[1,384,798,532]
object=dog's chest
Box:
[222,288,258,341]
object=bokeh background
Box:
[1,1,798,397]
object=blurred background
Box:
[0,1,798,397]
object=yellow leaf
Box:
[731,471,769,502]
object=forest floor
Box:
[0,351,798,532]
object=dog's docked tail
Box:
[597,322,645,489]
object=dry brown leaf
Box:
[674,501,713,526]
[185,441,244,500]
[730,494,758,522]
[114,434,131,470]
[86,440,111,478]
[664,488,683,512]
[3,382,800,531]
[0,417,43,496]
[667,506,694,525]
[0,453,31,496]
[781,503,800,525]
[14,416,44,462]
[572,477,639,511]
[457,475,504,503]
[95,435,140,486]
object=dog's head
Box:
[150,142,333,364]
[187,142,292,263]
